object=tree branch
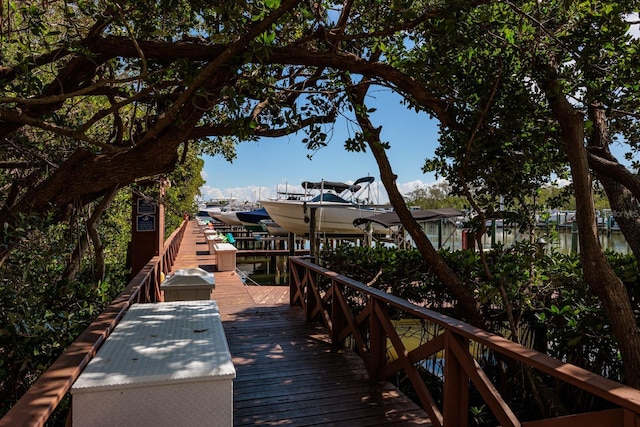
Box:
[0,108,120,153]
[342,70,486,329]
[586,148,640,201]
[86,36,457,128]
[187,113,337,140]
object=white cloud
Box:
[199,178,447,206]
[396,179,439,195]
[200,185,276,204]
[548,178,571,187]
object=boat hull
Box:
[236,208,270,224]
[261,200,389,236]
[210,211,244,226]
[260,219,289,236]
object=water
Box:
[238,256,289,285]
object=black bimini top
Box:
[353,208,463,228]
[301,176,375,195]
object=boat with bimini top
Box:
[260,177,390,236]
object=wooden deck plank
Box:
[169,220,432,426]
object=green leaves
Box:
[502,27,515,44]
[322,240,635,381]
[264,0,281,10]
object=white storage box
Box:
[197,219,210,233]
[213,243,237,272]
[206,233,225,254]
[71,301,235,427]
[160,268,215,301]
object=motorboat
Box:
[259,177,390,236]
[210,210,244,226]
[199,198,233,219]
[235,207,271,232]
[353,208,464,249]
[209,201,263,227]
[236,207,270,223]
[259,219,289,236]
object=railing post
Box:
[443,331,469,426]
[330,280,346,348]
[368,299,387,381]
[289,259,298,306]
[289,258,304,307]
[624,408,640,426]
[305,268,317,322]
[152,263,162,302]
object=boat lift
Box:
[353,208,464,249]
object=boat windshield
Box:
[310,193,351,203]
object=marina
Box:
[199,210,632,286]
[201,177,632,261]
[422,220,631,255]
[5,5,640,425]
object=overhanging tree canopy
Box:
[1,0,640,385]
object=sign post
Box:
[129,179,167,282]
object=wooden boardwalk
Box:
[169,221,431,426]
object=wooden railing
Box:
[289,256,640,427]
[0,218,189,427]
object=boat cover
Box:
[236,207,270,223]
[301,176,375,194]
[353,208,463,228]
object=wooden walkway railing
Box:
[289,256,640,427]
[0,219,189,427]
[6,218,640,426]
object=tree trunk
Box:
[587,103,640,260]
[541,78,640,387]
[344,77,487,329]
[62,186,119,282]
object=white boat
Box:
[198,198,235,220]
[260,219,289,236]
[209,201,262,226]
[259,177,390,236]
[210,210,244,226]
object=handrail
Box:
[289,256,640,427]
[0,218,189,427]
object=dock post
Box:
[309,208,317,260]
[288,233,295,256]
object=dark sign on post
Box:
[137,199,156,215]
[136,214,156,232]
[130,182,165,284]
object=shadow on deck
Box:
[226,304,430,426]
[171,220,431,426]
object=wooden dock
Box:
[170,221,432,426]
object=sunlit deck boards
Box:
[170,220,432,426]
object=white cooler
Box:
[206,233,225,254]
[160,267,215,301]
[213,243,237,272]
[71,301,235,427]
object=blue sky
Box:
[199,87,634,204]
[200,88,441,204]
